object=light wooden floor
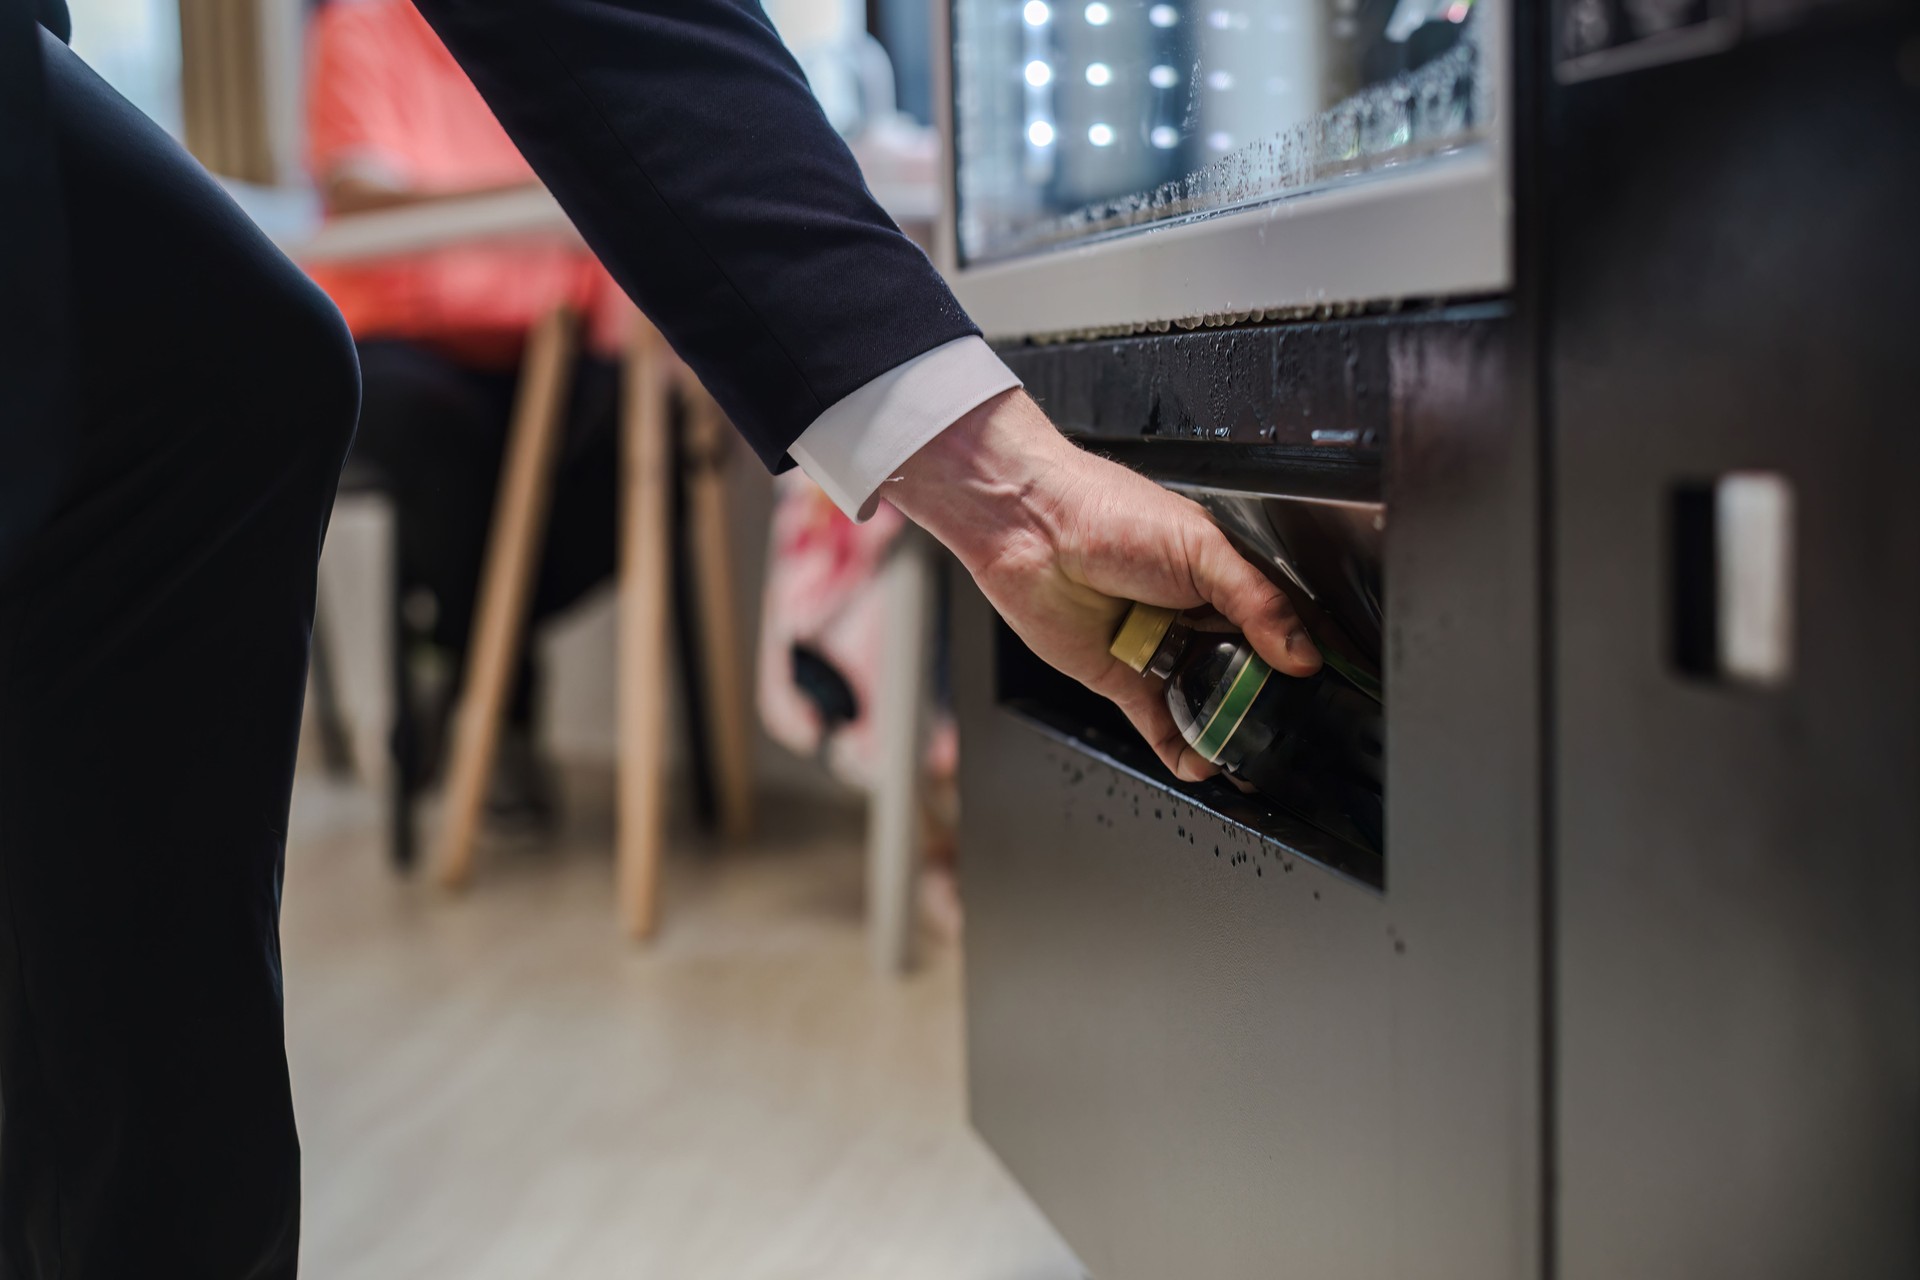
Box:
[282,779,1082,1280]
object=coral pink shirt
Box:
[304,0,624,365]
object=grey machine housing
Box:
[950,8,1919,1280]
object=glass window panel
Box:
[952,0,1490,265]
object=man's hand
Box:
[888,389,1320,783]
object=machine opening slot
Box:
[994,480,1387,890]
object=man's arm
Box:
[410,0,971,469]
[410,0,1319,777]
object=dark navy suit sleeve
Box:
[409,0,980,470]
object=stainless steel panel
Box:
[957,310,1540,1279]
[1175,485,1386,699]
[948,151,1510,340]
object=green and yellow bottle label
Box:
[1191,647,1272,764]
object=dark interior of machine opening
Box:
[993,486,1387,890]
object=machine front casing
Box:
[945,4,1919,1278]
[958,310,1540,1279]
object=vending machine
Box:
[938,0,1918,1275]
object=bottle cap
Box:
[1109,602,1178,674]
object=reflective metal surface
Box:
[959,308,1541,1280]
[1175,485,1385,695]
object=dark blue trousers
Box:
[0,31,359,1277]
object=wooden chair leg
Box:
[433,306,578,889]
[680,385,756,842]
[867,530,936,976]
[617,318,674,939]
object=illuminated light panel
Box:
[1022,0,1051,25]
[1084,2,1111,23]
[1027,119,1056,145]
[1150,125,1180,148]
[1207,130,1233,150]
[1087,122,1116,146]
[1085,62,1112,85]
[1025,59,1053,86]
[1148,2,1178,24]
[1207,8,1230,28]
[1206,69,1233,90]
[1148,63,1179,88]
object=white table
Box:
[292,181,940,970]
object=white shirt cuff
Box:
[789,335,1022,521]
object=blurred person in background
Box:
[306,0,630,825]
[0,0,1318,1273]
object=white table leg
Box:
[866,531,935,976]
